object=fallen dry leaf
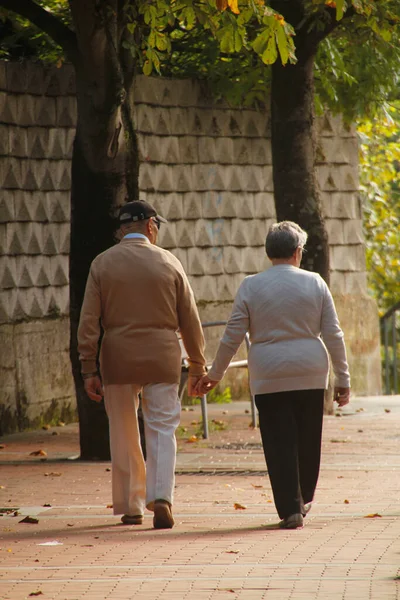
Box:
[29,450,47,457]
[42,425,50,430]
[190,421,197,425]
[186,435,198,443]
[28,592,43,597]
[233,503,247,510]
[344,499,350,504]
[106,504,113,509]
[252,484,264,489]
[226,550,239,554]
[364,513,382,518]
[51,431,59,436]
[0,445,5,450]
[58,421,65,426]
[384,409,391,413]
[44,472,62,477]
[42,504,51,507]
[19,516,39,524]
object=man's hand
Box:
[187,375,201,397]
[334,386,350,407]
[84,376,104,402]
[194,375,219,396]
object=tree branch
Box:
[302,6,357,52]
[0,0,78,62]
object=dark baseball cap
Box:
[118,200,167,224]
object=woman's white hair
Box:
[265,221,308,259]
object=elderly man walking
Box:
[78,200,206,529]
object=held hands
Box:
[193,375,218,397]
[334,386,350,407]
[84,375,104,402]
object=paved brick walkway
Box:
[0,396,399,600]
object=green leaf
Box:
[143,59,152,76]
[262,36,278,65]
[276,23,289,65]
[336,0,345,21]
[127,22,135,35]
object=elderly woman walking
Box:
[195,221,350,529]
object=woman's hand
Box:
[334,387,350,407]
[194,375,219,396]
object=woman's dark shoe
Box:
[279,513,304,529]
[153,499,174,529]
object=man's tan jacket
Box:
[77,237,207,385]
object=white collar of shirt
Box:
[123,233,149,242]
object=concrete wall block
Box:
[16,255,39,288]
[15,191,37,222]
[343,219,364,244]
[27,127,50,159]
[3,157,22,190]
[56,97,77,127]
[196,219,231,247]
[48,255,69,287]
[231,219,252,247]
[215,138,234,164]
[150,192,183,221]
[0,193,15,223]
[340,165,359,191]
[0,91,18,124]
[250,138,271,165]
[177,137,199,164]
[9,127,28,158]
[317,113,338,138]
[182,192,203,219]
[0,124,10,156]
[25,63,46,95]
[223,247,243,274]
[242,246,268,273]
[48,128,69,159]
[241,109,269,138]
[231,138,251,165]
[157,221,177,249]
[329,271,347,295]
[35,96,57,127]
[330,244,366,271]
[16,95,36,127]
[169,247,188,272]
[218,193,240,218]
[318,165,341,192]
[191,247,225,276]
[197,137,217,163]
[47,192,70,223]
[322,192,361,220]
[326,218,344,245]
[0,255,18,289]
[168,108,189,135]
[134,104,155,134]
[254,193,276,219]
[200,191,223,219]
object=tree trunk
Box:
[68,33,139,459]
[270,42,329,283]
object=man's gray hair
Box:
[265,221,308,259]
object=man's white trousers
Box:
[104,383,180,516]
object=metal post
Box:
[393,314,398,395]
[245,333,257,428]
[201,394,209,439]
[384,319,390,394]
